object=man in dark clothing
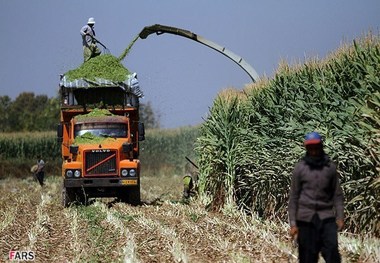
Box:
[288,132,344,263]
[35,156,45,186]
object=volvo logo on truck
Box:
[92,149,111,153]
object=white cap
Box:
[87,17,95,24]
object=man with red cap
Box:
[288,131,344,263]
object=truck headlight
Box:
[129,169,136,177]
[66,170,73,178]
[121,169,128,177]
[74,170,81,178]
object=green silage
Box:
[74,132,114,144]
[74,108,114,122]
[118,35,140,61]
[65,54,130,82]
[65,33,142,82]
[73,109,116,144]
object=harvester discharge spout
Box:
[139,24,260,83]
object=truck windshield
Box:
[74,123,127,138]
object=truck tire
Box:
[77,188,89,206]
[62,186,88,207]
[119,187,141,206]
[62,186,75,207]
[128,188,141,206]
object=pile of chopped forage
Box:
[65,54,130,82]
[74,108,114,122]
[74,109,116,144]
[74,132,114,144]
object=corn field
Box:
[196,34,380,235]
[0,132,60,160]
[140,126,199,175]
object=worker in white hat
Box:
[80,17,101,62]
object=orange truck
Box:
[57,75,145,207]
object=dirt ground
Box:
[0,174,376,262]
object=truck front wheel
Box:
[62,186,75,207]
[119,187,141,206]
[129,188,141,205]
[62,186,88,207]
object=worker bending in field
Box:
[182,160,199,201]
[31,156,45,186]
[80,17,101,62]
[288,132,344,263]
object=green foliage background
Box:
[0,93,159,132]
[0,93,60,132]
[196,35,380,235]
[140,126,199,176]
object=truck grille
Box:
[84,150,117,176]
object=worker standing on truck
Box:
[288,132,344,263]
[80,17,101,62]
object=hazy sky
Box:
[0,1,379,128]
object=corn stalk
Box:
[196,33,380,235]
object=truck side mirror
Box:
[57,123,63,143]
[70,145,79,155]
[138,122,145,141]
[122,142,133,153]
